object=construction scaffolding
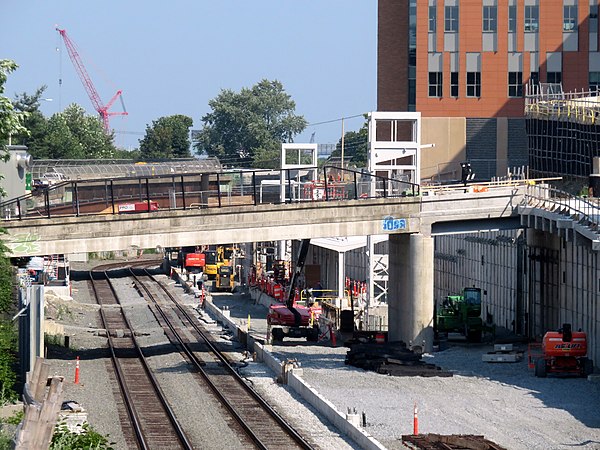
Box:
[525,84,600,181]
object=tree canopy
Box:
[194,79,307,169]
[12,90,118,160]
[0,60,28,155]
[139,115,193,160]
[330,115,368,168]
[43,104,116,159]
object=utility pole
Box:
[341,117,345,178]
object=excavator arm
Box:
[286,239,311,326]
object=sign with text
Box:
[382,216,407,232]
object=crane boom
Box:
[56,27,128,133]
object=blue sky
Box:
[2,1,377,151]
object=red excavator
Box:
[534,323,594,377]
[267,239,320,342]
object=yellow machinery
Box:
[215,264,235,291]
[204,245,236,280]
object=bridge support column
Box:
[388,233,434,353]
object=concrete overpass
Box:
[2,185,525,257]
[1,182,528,353]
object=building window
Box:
[563,6,577,31]
[466,72,481,97]
[547,72,562,83]
[445,5,459,32]
[591,5,599,19]
[530,72,539,85]
[525,5,539,32]
[429,5,437,32]
[428,72,443,97]
[451,72,459,97]
[508,4,517,32]
[483,5,497,32]
[508,72,523,97]
[590,72,600,90]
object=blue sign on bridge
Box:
[382,216,406,231]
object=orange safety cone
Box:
[413,402,418,435]
[329,324,337,347]
[74,356,80,384]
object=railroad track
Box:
[130,267,313,450]
[90,269,193,450]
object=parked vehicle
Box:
[33,172,68,188]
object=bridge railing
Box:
[525,183,600,232]
[0,166,420,221]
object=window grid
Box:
[466,72,481,97]
[547,72,562,84]
[451,72,459,97]
[508,72,523,97]
[483,5,497,32]
[525,5,539,32]
[428,72,443,97]
[563,6,577,32]
[589,72,600,90]
[445,5,459,32]
[429,5,437,32]
[508,4,517,32]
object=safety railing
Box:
[0,165,421,222]
[524,183,600,234]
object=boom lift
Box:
[534,324,594,378]
[267,239,320,342]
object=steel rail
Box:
[131,268,313,450]
[90,269,194,450]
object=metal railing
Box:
[524,183,600,233]
[0,165,421,222]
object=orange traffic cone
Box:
[413,402,418,435]
[329,324,337,347]
[74,356,80,384]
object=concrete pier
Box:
[388,233,434,352]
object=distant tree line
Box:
[7,66,368,169]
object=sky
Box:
[2,1,377,151]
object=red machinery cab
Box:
[535,324,594,378]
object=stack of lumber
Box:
[345,341,452,377]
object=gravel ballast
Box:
[44,263,600,450]
[45,263,362,449]
[270,342,600,450]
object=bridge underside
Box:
[431,217,522,236]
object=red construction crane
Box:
[56,27,128,134]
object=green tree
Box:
[194,79,307,169]
[42,104,116,159]
[0,60,21,404]
[139,115,193,160]
[11,86,50,159]
[0,60,28,155]
[331,116,369,168]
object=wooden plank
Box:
[32,359,50,403]
[32,376,64,449]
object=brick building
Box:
[378,0,600,182]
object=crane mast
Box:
[56,27,128,133]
